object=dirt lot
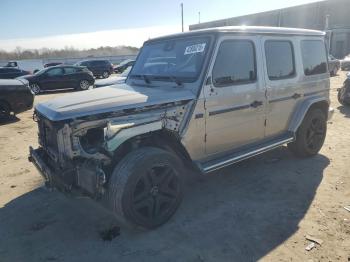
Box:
[0,73,349,262]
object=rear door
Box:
[62,67,78,88]
[261,37,300,137]
[204,36,267,155]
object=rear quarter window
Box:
[301,40,328,76]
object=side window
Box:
[213,40,256,87]
[265,40,295,80]
[64,67,76,74]
[46,68,64,76]
[301,40,328,76]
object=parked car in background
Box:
[341,54,350,71]
[328,55,340,76]
[338,72,350,106]
[75,60,113,78]
[113,59,135,73]
[44,62,63,68]
[95,66,132,88]
[29,27,332,229]
[18,65,94,94]
[4,60,43,73]
[0,68,31,79]
[0,79,34,119]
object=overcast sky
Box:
[0,0,322,51]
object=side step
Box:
[199,132,295,173]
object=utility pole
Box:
[198,11,201,24]
[181,3,184,32]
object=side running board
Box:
[199,132,295,173]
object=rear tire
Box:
[79,79,90,90]
[288,108,327,157]
[0,101,11,120]
[108,147,183,229]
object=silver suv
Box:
[29,26,333,229]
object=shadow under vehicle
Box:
[28,26,333,230]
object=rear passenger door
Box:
[63,67,78,88]
[262,37,301,137]
[204,36,266,155]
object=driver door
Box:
[41,67,65,90]
[204,36,266,156]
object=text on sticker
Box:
[184,43,206,55]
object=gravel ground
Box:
[0,73,349,262]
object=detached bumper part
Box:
[328,107,334,121]
[29,146,52,183]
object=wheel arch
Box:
[288,97,329,133]
[110,129,196,172]
[0,99,12,112]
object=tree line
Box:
[0,46,139,60]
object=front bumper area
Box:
[29,146,106,198]
[28,146,75,192]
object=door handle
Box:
[292,93,302,99]
[250,100,263,108]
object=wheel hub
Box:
[150,186,159,196]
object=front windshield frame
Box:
[34,68,48,75]
[130,35,212,83]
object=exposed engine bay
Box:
[33,99,192,198]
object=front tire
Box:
[108,147,183,229]
[30,83,41,95]
[288,108,327,157]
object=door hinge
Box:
[264,119,267,126]
[204,133,207,142]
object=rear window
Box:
[92,60,109,66]
[265,40,295,80]
[64,67,77,74]
[301,40,328,76]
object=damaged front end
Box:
[29,99,192,199]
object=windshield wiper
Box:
[153,75,183,87]
[129,74,151,84]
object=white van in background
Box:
[4,60,44,73]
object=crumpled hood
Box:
[35,83,195,121]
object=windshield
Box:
[130,36,210,82]
[34,68,48,75]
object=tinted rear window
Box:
[265,41,295,80]
[301,40,328,76]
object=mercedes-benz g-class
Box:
[29,26,333,229]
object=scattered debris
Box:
[305,242,316,251]
[100,226,120,241]
[344,206,350,212]
[10,185,16,188]
[305,235,323,245]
